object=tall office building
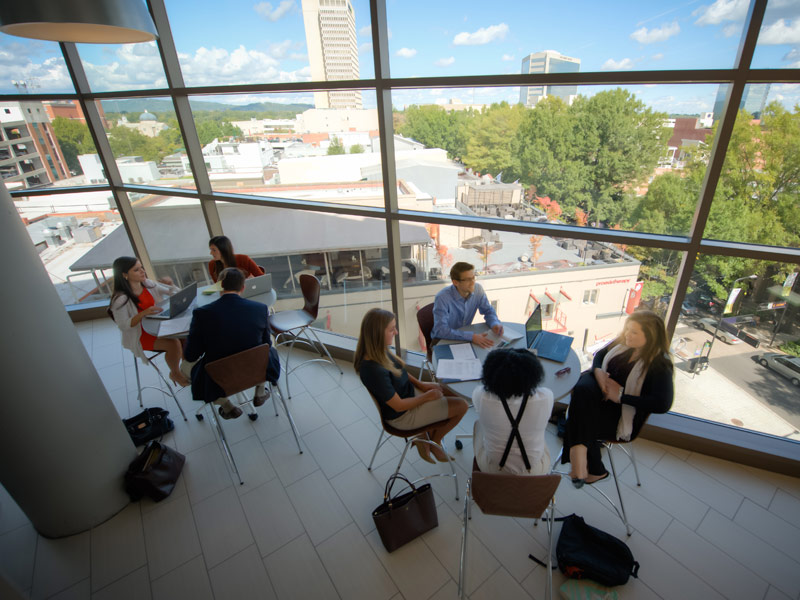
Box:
[712,83,771,121]
[301,0,362,110]
[519,50,581,107]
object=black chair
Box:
[416,302,437,381]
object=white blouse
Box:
[110,279,178,362]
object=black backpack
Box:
[530,513,639,587]
[123,407,174,446]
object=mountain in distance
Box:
[100,98,313,115]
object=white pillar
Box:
[0,184,135,537]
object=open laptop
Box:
[241,273,272,299]
[149,282,197,319]
[525,303,573,362]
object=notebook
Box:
[525,303,573,362]
[241,273,272,299]
[149,282,197,319]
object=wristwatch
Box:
[618,387,624,401]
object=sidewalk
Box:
[671,356,800,441]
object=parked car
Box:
[694,292,720,314]
[696,318,741,344]
[757,353,800,387]
[680,301,699,316]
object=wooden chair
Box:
[204,344,302,484]
[365,390,459,501]
[459,459,560,599]
[270,274,342,398]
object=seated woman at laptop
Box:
[561,310,673,488]
[208,235,264,282]
[354,308,468,463]
[110,256,190,387]
[472,348,553,475]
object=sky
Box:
[1,0,799,113]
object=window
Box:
[583,289,598,304]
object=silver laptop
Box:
[149,282,197,319]
[241,273,272,299]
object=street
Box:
[673,320,800,432]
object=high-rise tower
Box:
[519,50,580,107]
[302,0,362,109]
[712,83,771,121]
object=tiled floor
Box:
[2,317,799,600]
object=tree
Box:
[350,143,365,154]
[327,136,345,155]
[51,117,95,174]
[462,102,526,177]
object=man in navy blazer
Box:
[183,267,280,419]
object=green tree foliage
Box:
[327,136,345,155]
[195,119,242,145]
[462,102,526,177]
[350,143,365,154]
[397,104,475,160]
[51,117,95,174]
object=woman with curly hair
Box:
[472,347,554,475]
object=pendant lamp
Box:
[0,0,158,44]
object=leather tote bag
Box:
[124,440,186,502]
[372,473,437,552]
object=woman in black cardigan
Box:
[562,310,674,488]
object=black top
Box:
[593,344,674,432]
[607,348,636,386]
[359,358,414,421]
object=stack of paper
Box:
[435,343,482,381]
[156,313,193,337]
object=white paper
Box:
[156,314,193,337]
[436,358,482,381]
[449,343,476,360]
[486,328,523,345]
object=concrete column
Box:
[0,184,135,538]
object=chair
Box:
[416,303,437,381]
[270,274,342,398]
[552,436,643,537]
[365,390,459,501]
[107,308,187,422]
[204,344,303,484]
[459,459,560,600]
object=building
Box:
[664,116,713,168]
[229,117,296,137]
[43,100,109,129]
[0,101,70,189]
[519,50,581,107]
[78,154,161,185]
[294,108,377,134]
[301,0,362,109]
[713,83,771,120]
[116,112,168,138]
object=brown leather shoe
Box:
[218,405,243,420]
[253,389,271,407]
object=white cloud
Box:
[396,47,417,58]
[289,52,307,61]
[359,25,372,37]
[177,45,311,87]
[435,57,455,67]
[452,23,509,46]
[267,40,292,59]
[723,23,741,37]
[254,0,295,22]
[601,58,635,70]
[630,21,680,44]
[694,0,749,26]
[502,54,515,61]
[651,53,664,60]
[359,42,373,54]
[759,19,800,44]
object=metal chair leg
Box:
[208,403,243,485]
[270,381,303,454]
[149,359,188,421]
[397,436,459,500]
[605,444,632,536]
[134,358,144,409]
[368,430,388,470]
[458,478,471,600]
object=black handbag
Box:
[372,473,438,552]
[122,407,174,446]
[123,440,186,502]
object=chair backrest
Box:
[364,386,445,438]
[205,343,270,397]
[471,462,560,519]
[299,274,321,320]
[416,303,435,355]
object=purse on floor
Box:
[124,440,186,502]
[372,473,438,552]
[123,407,174,446]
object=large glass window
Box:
[0,34,75,94]
[386,0,745,78]
[751,0,800,69]
[75,42,167,92]
[391,84,720,236]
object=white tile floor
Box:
[1,317,799,600]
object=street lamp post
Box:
[706,274,758,360]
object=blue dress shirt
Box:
[431,283,501,341]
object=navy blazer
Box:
[184,293,279,402]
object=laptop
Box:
[241,273,272,299]
[149,282,197,319]
[525,303,574,362]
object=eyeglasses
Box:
[556,367,571,377]
[458,277,476,283]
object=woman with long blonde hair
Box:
[354,308,467,463]
[561,310,674,488]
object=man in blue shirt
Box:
[432,262,503,348]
